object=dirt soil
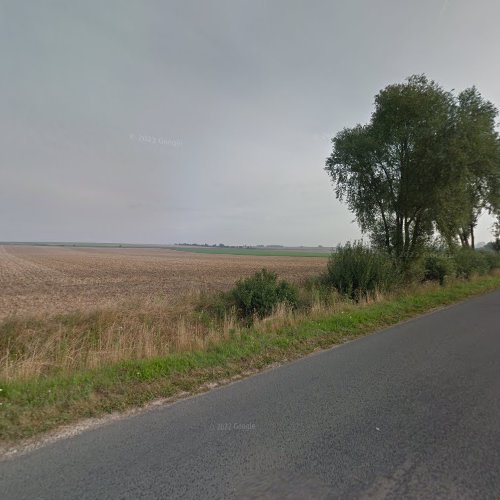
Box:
[0,245,326,319]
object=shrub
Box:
[479,250,500,271]
[403,257,427,284]
[323,242,399,300]
[423,253,456,285]
[453,249,490,278]
[228,269,298,320]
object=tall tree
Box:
[325,75,500,262]
[326,75,455,263]
[436,87,500,249]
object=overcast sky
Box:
[1,0,499,246]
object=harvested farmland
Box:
[0,245,326,320]
[0,245,328,379]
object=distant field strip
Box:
[0,245,326,319]
[168,247,331,257]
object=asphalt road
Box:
[2,290,500,499]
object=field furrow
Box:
[0,245,326,319]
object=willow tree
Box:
[435,87,500,249]
[325,75,500,262]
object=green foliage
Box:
[421,248,499,284]
[323,242,399,299]
[228,269,298,320]
[436,88,500,249]
[453,249,491,278]
[423,254,456,285]
[482,239,500,254]
[325,75,500,262]
[326,75,457,263]
[479,250,500,270]
[402,257,427,284]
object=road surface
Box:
[2,290,500,499]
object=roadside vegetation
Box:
[1,256,500,443]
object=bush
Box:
[479,250,500,271]
[323,242,399,300]
[453,249,490,279]
[228,269,298,320]
[423,253,456,285]
[403,257,427,284]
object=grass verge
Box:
[1,274,500,444]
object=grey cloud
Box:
[1,0,499,245]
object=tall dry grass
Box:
[0,284,391,381]
[0,290,238,380]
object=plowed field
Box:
[0,245,326,319]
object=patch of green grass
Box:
[1,275,500,443]
[168,247,330,257]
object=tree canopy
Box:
[325,75,500,263]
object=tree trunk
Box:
[395,216,403,258]
[377,202,391,254]
[403,218,410,260]
[459,231,469,248]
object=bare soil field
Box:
[0,245,326,320]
